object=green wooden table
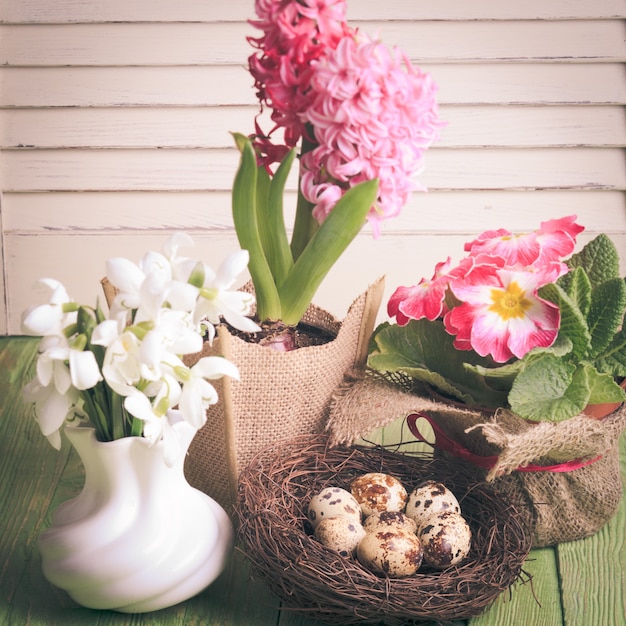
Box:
[1,336,625,626]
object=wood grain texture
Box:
[0,337,283,626]
[2,20,624,66]
[468,549,563,626]
[2,147,624,193]
[3,190,625,234]
[1,333,625,625]
[7,231,626,336]
[3,105,625,149]
[555,434,626,626]
[0,203,6,335]
[1,0,624,23]
[3,64,625,107]
[1,1,624,337]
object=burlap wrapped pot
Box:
[183,277,385,513]
[327,373,626,547]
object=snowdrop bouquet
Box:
[21,234,259,464]
[232,0,443,328]
[369,216,626,423]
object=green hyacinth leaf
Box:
[265,149,296,287]
[278,179,379,326]
[231,136,281,321]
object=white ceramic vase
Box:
[38,417,233,613]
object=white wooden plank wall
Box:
[1,0,625,334]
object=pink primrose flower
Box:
[536,214,585,263]
[387,258,454,324]
[464,228,541,267]
[300,33,442,234]
[445,264,560,363]
[464,215,584,269]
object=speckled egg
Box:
[419,511,472,569]
[350,473,408,517]
[356,528,423,577]
[405,481,461,529]
[307,487,362,529]
[314,516,367,557]
[363,510,417,535]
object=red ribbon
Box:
[406,412,603,474]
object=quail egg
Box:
[350,472,407,517]
[363,510,417,535]
[419,511,472,569]
[356,528,423,577]
[307,486,362,528]
[314,516,367,557]
[405,481,461,529]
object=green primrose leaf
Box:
[565,233,620,288]
[465,334,574,389]
[556,266,591,318]
[508,354,589,422]
[594,321,626,376]
[367,320,509,407]
[231,136,281,321]
[539,282,592,360]
[278,179,379,326]
[584,365,626,404]
[586,277,626,360]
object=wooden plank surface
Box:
[3,190,625,234]
[3,106,625,149]
[0,212,6,335]
[2,147,624,193]
[6,232,626,336]
[556,445,626,626]
[1,335,625,625]
[3,63,625,107]
[1,0,624,23]
[2,20,624,66]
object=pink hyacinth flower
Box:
[248,0,350,159]
[300,33,442,235]
[445,264,560,363]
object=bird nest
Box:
[235,434,532,625]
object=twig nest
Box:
[236,434,533,625]
[314,517,366,557]
[350,472,407,516]
[405,480,461,528]
[307,487,362,528]
[419,511,472,569]
[356,528,423,577]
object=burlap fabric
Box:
[327,373,626,547]
[183,277,385,514]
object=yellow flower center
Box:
[489,281,532,321]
